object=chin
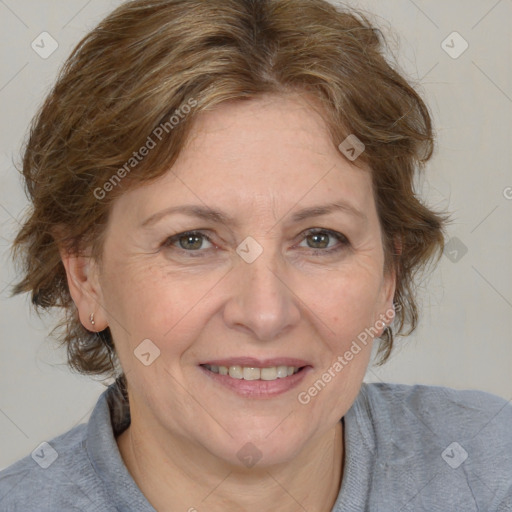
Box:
[202,422,312,470]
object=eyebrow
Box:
[289,202,367,223]
[140,200,367,228]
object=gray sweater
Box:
[1,381,511,511]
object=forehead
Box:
[113,93,375,225]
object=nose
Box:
[222,242,301,342]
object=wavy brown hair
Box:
[10,0,447,384]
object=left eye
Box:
[298,229,349,251]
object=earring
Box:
[89,312,95,326]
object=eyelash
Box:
[161,228,350,258]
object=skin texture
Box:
[61,93,396,511]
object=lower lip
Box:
[198,365,313,399]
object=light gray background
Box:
[1,0,511,469]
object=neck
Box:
[117,405,344,512]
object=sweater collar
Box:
[86,379,156,512]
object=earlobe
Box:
[59,249,108,332]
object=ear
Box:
[374,247,398,337]
[374,274,396,338]
[59,247,108,332]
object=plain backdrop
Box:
[0,0,511,469]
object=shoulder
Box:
[360,381,512,437]
[352,382,512,509]
[0,421,111,511]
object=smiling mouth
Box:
[201,364,305,381]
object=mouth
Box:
[198,359,313,398]
[201,363,305,381]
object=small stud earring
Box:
[89,313,95,326]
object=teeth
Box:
[204,364,301,381]
[229,365,243,379]
[243,367,260,380]
[276,366,288,378]
[261,367,277,380]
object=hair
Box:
[10,0,447,385]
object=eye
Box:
[298,228,350,254]
[162,230,214,255]
[161,228,350,258]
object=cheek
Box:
[302,262,385,339]
[295,268,380,418]
[102,261,224,350]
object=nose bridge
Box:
[223,238,300,341]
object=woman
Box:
[1,0,511,510]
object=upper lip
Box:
[200,357,312,368]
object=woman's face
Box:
[93,93,395,467]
